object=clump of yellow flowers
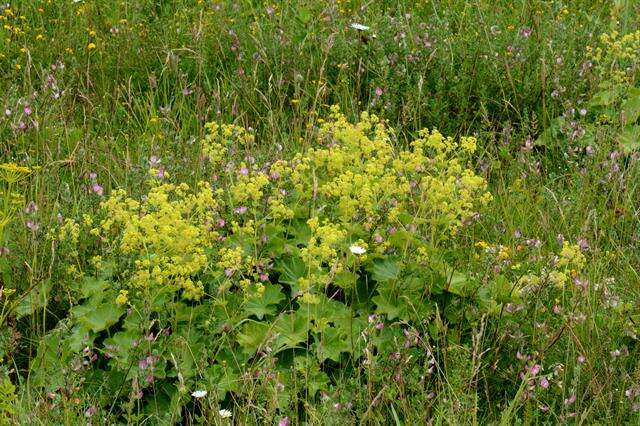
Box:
[95,181,221,300]
[198,107,491,303]
[201,122,255,169]
[518,242,587,291]
[93,109,492,306]
[589,29,640,86]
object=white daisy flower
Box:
[349,245,366,255]
[191,390,207,398]
[350,23,370,31]
[219,409,232,418]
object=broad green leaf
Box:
[622,88,640,124]
[333,270,358,290]
[370,257,400,282]
[206,364,240,397]
[373,286,402,320]
[244,284,285,319]
[535,117,564,147]
[446,271,472,297]
[273,313,309,351]
[65,324,93,352]
[15,281,52,319]
[237,321,271,355]
[275,255,306,294]
[293,357,329,396]
[103,329,138,364]
[78,302,125,333]
[313,326,351,363]
[589,88,617,108]
[619,125,640,153]
[75,276,109,298]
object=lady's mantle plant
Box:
[34,108,492,417]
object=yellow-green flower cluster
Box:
[193,108,493,303]
[97,181,219,300]
[298,107,491,234]
[201,122,255,168]
[518,242,587,291]
[300,217,347,270]
[589,29,640,86]
[231,170,270,206]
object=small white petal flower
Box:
[191,390,207,398]
[349,245,366,255]
[219,409,232,418]
[350,23,370,31]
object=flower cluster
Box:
[200,107,491,303]
[95,181,220,300]
[518,242,588,291]
[589,29,640,86]
[201,122,255,169]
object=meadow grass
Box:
[1,0,640,424]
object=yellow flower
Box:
[115,290,129,306]
[99,182,219,300]
[87,42,96,50]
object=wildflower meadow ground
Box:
[1,0,640,424]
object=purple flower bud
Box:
[530,364,541,376]
[564,394,576,406]
[24,105,32,115]
[138,358,149,370]
[577,238,589,250]
[25,201,38,214]
[149,155,161,166]
[520,27,532,38]
[540,377,549,389]
[278,417,290,426]
[92,183,104,196]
